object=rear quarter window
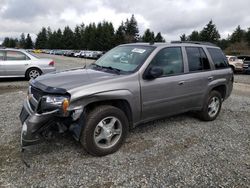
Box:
[207,48,228,69]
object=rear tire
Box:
[80,105,129,156]
[198,90,222,121]
[25,68,42,80]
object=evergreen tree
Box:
[62,26,74,49]
[246,28,250,47]
[217,39,229,50]
[124,14,139,43]
[55,29,63,49]
[188,31,200,41]
[2,37,10,47]
[95,21,115,51]
[199,20,220,43]
[2,37,18,48]
[35,27,48,49]
[230,25,245,43]
[155,32,165,42]
[114,21,126,45]
[47,27,53,49]
[19,33,26,48]
[180,34,187,41]
[142,29,155,42]
[74,25,82,49]
[25,34,33,49]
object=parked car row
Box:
[37,49,104,60]
[226,55,250,74]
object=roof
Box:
[121,41,219,48]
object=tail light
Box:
[49,61,55,66]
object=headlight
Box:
[40,95,70,114]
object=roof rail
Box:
[171,41,217,47]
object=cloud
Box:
[0,0,250,42]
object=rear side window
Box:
[186,47,210,72]
[6,51,29,61]
[0,51,5,61]
[207,48,228,69]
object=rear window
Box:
[6,51,29,61]
[207,48,228,69]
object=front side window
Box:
[90,45,155,74]
[207,48,228,69]
[186,47,210,72]
[6,51,29,61]
[149,47,184,76]
[0,51,5,61]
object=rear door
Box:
[182,46,214,108]
[4,50,31,76]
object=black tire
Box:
[80,105,129,156]
[25,68,42,80]
[198,90,222,121]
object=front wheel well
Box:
[85,99,133,129]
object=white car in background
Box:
[226,55,244,72]
[0,48,56,79]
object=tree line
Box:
[2,15,165,51]
[180,20,250,54]
[2,33,33,49]
[2,16,250,54]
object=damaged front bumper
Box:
[20,99,59,147]
[19,96,85,148]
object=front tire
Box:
[26,68,42,80]
[198,90,222,121]
[80,105,129,156]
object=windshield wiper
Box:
[104,66,121,74]
[91,64,121,74]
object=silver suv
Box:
[20,42,233,156]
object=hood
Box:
[32,68,119,93]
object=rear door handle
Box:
[208,76,213,81]
[178,81,185,85]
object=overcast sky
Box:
[1,0,250,44]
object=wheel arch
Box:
[210,84,227,100]
[84,99,133,129]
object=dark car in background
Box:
[237,55,250,74]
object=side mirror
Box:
[145,66,163,79]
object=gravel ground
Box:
[0,54,249,187]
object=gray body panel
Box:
[28,43,233,127]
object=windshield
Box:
[90,45,155,74]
